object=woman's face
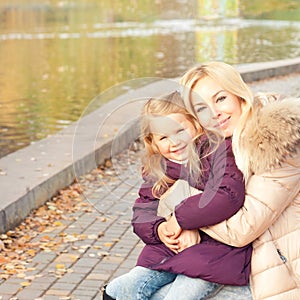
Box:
[192,76,243,138]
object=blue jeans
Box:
[152,282,252,300]
[106,266,222,300]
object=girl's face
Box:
[150,113,197,162]
[192,76,243,138]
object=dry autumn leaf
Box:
[56,264,66,269]
[26,249,36,256]
[0,256,8,265]
[0,240,6,251]
[53,221,64,227]
[20,281,31,287]
[98,251,110,257]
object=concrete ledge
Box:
[236,57,300,82]
[1,58,300,233]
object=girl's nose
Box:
[169,135,180,145]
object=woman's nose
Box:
[213,111,222,119]
[210,106,221,119]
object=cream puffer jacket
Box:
[203,97,300,300]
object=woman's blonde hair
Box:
[180,61,255,179]
[180,61,280,180]
[141,91,203,198]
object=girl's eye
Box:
[196,106,207,113]
[159,136,166,141]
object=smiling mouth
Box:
[218,117,230,128]
[172,145,187,154]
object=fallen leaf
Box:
[87,234,98,240]
[0,256,8,265]
[53,221,63,227]
[20,281,31,287]
[56,264,65,269]
[26,249,36,256]
[97,251,110,257]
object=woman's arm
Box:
[174,139,246,229]
[202,160,300,247]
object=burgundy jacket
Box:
[131,137,252,285]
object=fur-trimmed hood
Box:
[235,97,300,176]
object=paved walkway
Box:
[0,72,300,300]
[0,149,143,300]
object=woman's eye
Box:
[216,96,226,102]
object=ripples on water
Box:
[1,18,300,158]
[1,18,300,39]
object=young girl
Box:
[104,91,252,300]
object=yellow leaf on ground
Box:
[20,281,31,287]
[53,221,63,227]
[26,249,36,256]
[70,255,78,262]
[56,264,65,269]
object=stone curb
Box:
[0,58,300,233]
[237,57,300,82]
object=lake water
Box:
[0,1,300,158]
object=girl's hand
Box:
[166,214,182,239]
[157,222,180,253]
[177,229,201,252]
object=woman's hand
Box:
[177,229,201,252]
[157,221,180,253]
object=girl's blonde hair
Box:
[141,91,203,198]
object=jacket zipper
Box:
[277,248,287,263]
[277,247,300,287]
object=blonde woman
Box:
[162,61,300,299]
[104,91,252,299]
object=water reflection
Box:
[0,1,300,158]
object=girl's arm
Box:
[131,182,166,245]
[202,160,300,247]
[174,139,246,230]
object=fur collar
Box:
[236,97,300,176]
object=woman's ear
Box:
[240,98,250,114]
